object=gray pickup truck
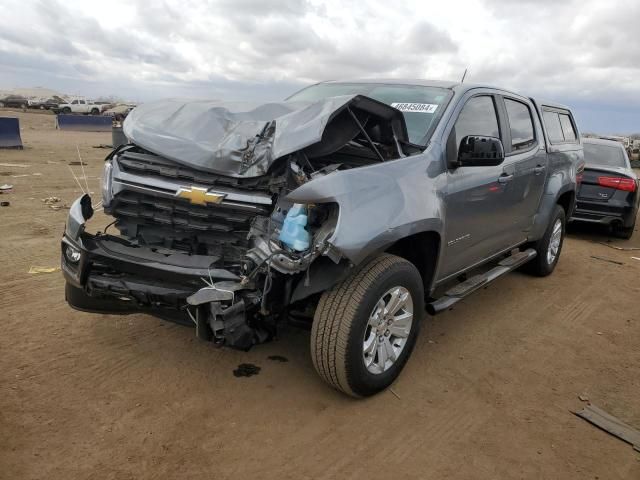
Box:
[61,80,584,397]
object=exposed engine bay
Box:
[63,94,418,350]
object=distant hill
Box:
[0,87,66,100]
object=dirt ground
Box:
[1,110,639,479]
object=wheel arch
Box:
[556,189,575,217]
[384,230,440,295]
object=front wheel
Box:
[310,254,423,397]
[522,205,566,277]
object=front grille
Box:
[111,191,269,257]
[108,148,276,265]
[117,149,276,191]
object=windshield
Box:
[584,142,629,168]
[288,83,452,144]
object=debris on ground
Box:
[41,196,69,211]
[574,403,640,452]
[389,388,401,400]
[0,184,13,193]
[1,201,10,207]
[631,257,640,262]
[233,363,261,377]
[68,161,88,166]
[597,242,640,251]
[28,266,60,274]
[267,355,289,363]
[93,144,113,149]
[590,256,624,265]
[0,163,29,168]
[578,393,590,402]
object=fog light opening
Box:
[65,245,81,263]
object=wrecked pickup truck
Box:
[61,80,584,397]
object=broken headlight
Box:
[101,160,114,207]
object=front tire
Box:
[310,254,423,397]
[522,205,566,276]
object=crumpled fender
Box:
[66,194,93,242]
[287,150,445,265]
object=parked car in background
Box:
[29,97,64,110]
[54,97,105,115]
[0,95,29,109]
[572,137,639,238]
[102,104,135,122]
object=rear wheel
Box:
[62,107,71,114]
[310,254,423,397]
[522,205,566,277]
[613,221,635,239]
[90,108,99,115]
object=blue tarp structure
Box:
[0,117,23,149]
[56,114,112,132]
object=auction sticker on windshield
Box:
[391,103,438,113]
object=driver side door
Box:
[439,93,521,280]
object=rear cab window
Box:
[541,107,579,145]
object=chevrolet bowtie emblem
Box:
[175,186,226,205]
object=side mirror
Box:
[455,135,505,168]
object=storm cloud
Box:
[0,0,639,132]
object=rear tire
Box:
[614,222,635,239]
[522,205,566,277]
[310,254,423,397]
[62,107,71,114]
[90,108,99,115]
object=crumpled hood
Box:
[123,95,408,178]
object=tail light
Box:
[598,176,637,192]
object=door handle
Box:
[534,165,546,175]
[498,174,514,183]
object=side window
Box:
[558,114,576,142]
[543,111,564,143]
[80,100,86,105]
[504,98,535,151]
[71,100,78,105]
[454,95,500,149]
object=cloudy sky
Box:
[1,0,639,133]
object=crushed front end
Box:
[62,145,341,350]
[61,95,411,350]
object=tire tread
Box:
[311,254,410,396]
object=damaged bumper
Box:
[62,195,265,347]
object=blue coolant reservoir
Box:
[279,204,310,251]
